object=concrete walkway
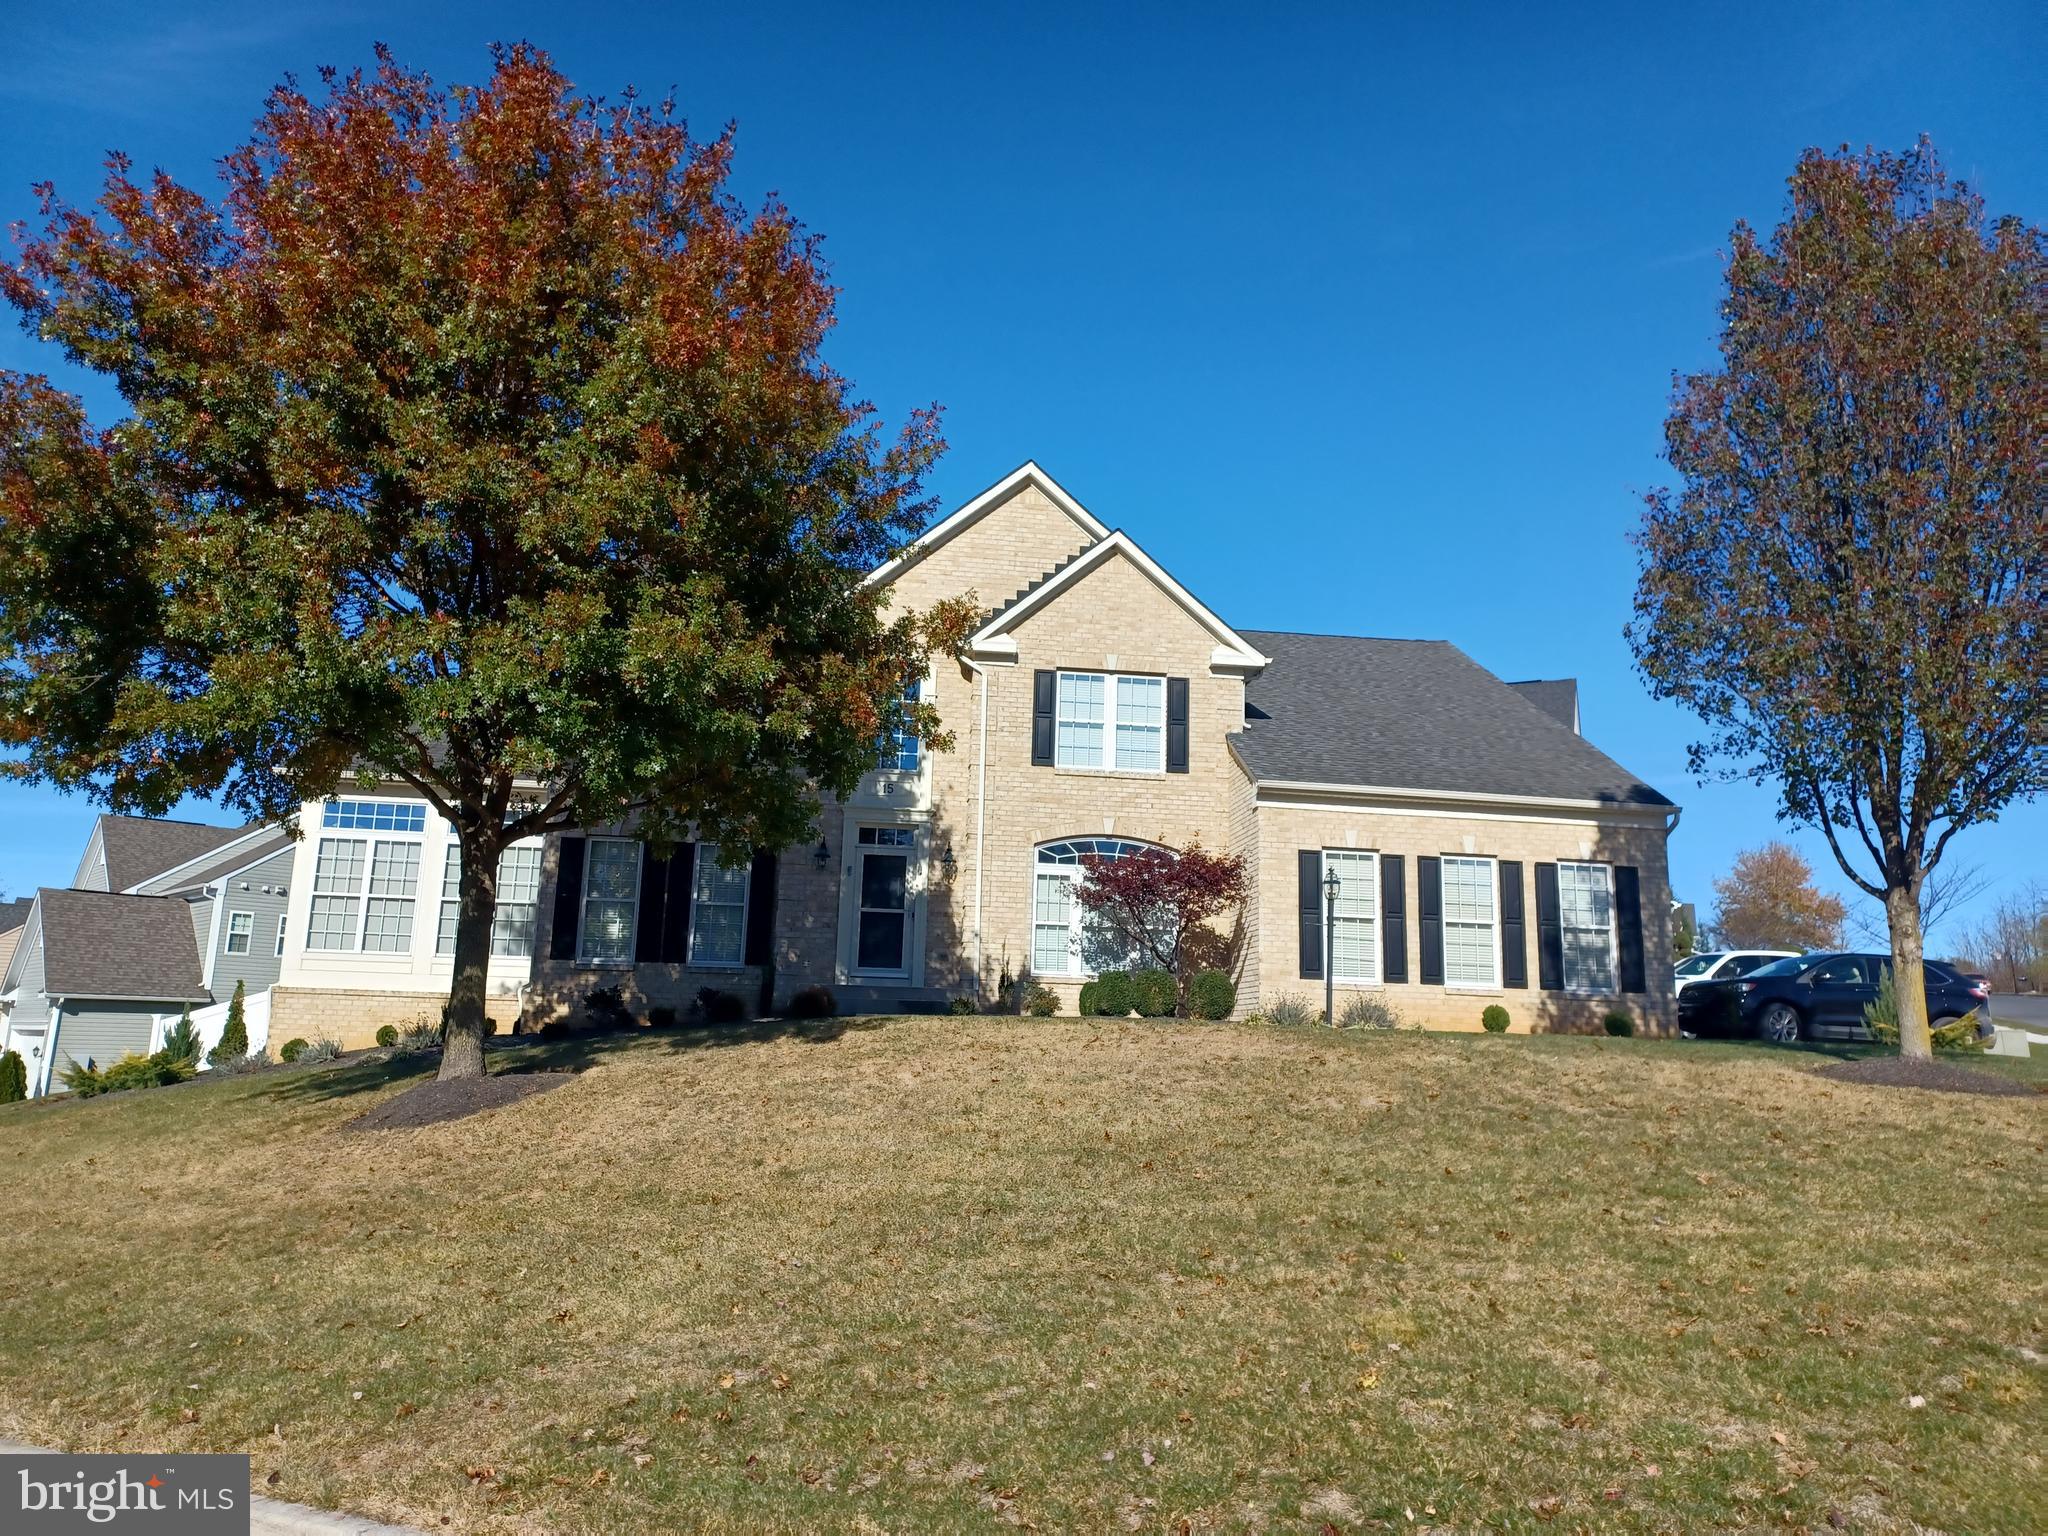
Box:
[0,1439,423,1534]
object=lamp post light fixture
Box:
[1323,863,1341,1027]
[939,843,957,880]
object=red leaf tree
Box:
[0,45,970,1078]
[1072,843,1247,1005]
[1629,141,2045,1060]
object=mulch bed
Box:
[342,1071,573,1131]
[1813,1055,2040,1098]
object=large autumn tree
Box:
[0,45,967,1079]
[1709,842,1847,952]
[1630,141,2045,1060]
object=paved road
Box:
[1990,994,2048,1030]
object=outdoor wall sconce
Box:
[939,844,957,879]
[813,837,831,870]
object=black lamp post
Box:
[1324,863,1341,1026]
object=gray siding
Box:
[10,924,50,1032]
[188,896,215,968]
[49,1000,159,1084]
[206,847,294,999]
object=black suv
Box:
[1678,951,1994,1045]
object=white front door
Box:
[851,825,916,977]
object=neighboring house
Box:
[0,816,294,1097]
[507,462,1679,1035]
[0,898,32,990]
[266,798,546,1047]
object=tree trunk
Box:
[1884,882,1933,1062]
[439,836,501,1082]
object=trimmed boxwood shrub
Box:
[1603,1008,1635,1037]
[1132,969,1176,1018]
[1481,1005,1510,1033]
[279,1037,310,1063]
[700,989,748,1025]
[374,1023,399,1048]
[1185,969,1236,1020]
[789,985,838,1019]
[1079,971,1138,1017]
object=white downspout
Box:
[960,657,991,997]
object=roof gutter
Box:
[1249,771,1677,820]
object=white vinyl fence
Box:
[152,988,272,1066]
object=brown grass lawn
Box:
[2,1020,2043,1534]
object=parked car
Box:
[1672,949,1799,993]
[1678,952,1994,1044]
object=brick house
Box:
[514,463,1680,1035]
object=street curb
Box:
[0,1439,426,1534]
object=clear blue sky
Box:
[2,1,2042,946]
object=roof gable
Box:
[864,462,1108,589]
[97,816,253,893]
[967,531,1271,675]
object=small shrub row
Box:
[1077,968,1236,1020]
[61,1048,198,1098]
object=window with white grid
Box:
[1055,672,1166,772]
[1030,839,1163,977]
[1558,861,1616,994]
[436,843,545,958]
[1324,850,1380,983]
[579,839,640,964]
[688,844,750,966]
[223,911,253,955]
[1440,855,1498,988]
[361,841,420,952]
[306,838,367,950]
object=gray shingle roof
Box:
[1233,631,1670,807]
[0,897,32,938]
[37,888,209,1002]
[99,816,252,893]
[136,830,294,895]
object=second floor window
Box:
[880,678,923,772]
[1056,672,1165,773]
[224,911,253,955]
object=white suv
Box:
[1673,949,1800,993]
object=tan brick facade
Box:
[268,985,522,1052]
[1245,798,1677,1034]
[508,465,1677,1032]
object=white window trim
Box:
[1029,839,1163,979]
[1054,670,1167,776]
[223,910,254,955]
[1556,860,1620,997]
[1321,849,1382,986]
[686,844,752,970]
[1439,853,1502,992]
[577,837,642,967]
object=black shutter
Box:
[1534,863,1563,991]
[1165,677,1190,773]
[1031,670,1056,766]
[1500,860,1527,989]
[549,836,585,960]
[636,849,670,964]
[1380,853,1407,983]
[661,844,695,963]
[1615,865,1646,993]
[1297,850,1323,979]
[744,851,778,965]
[1417,856,1444,986]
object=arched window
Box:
[1031,838,1166,977]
